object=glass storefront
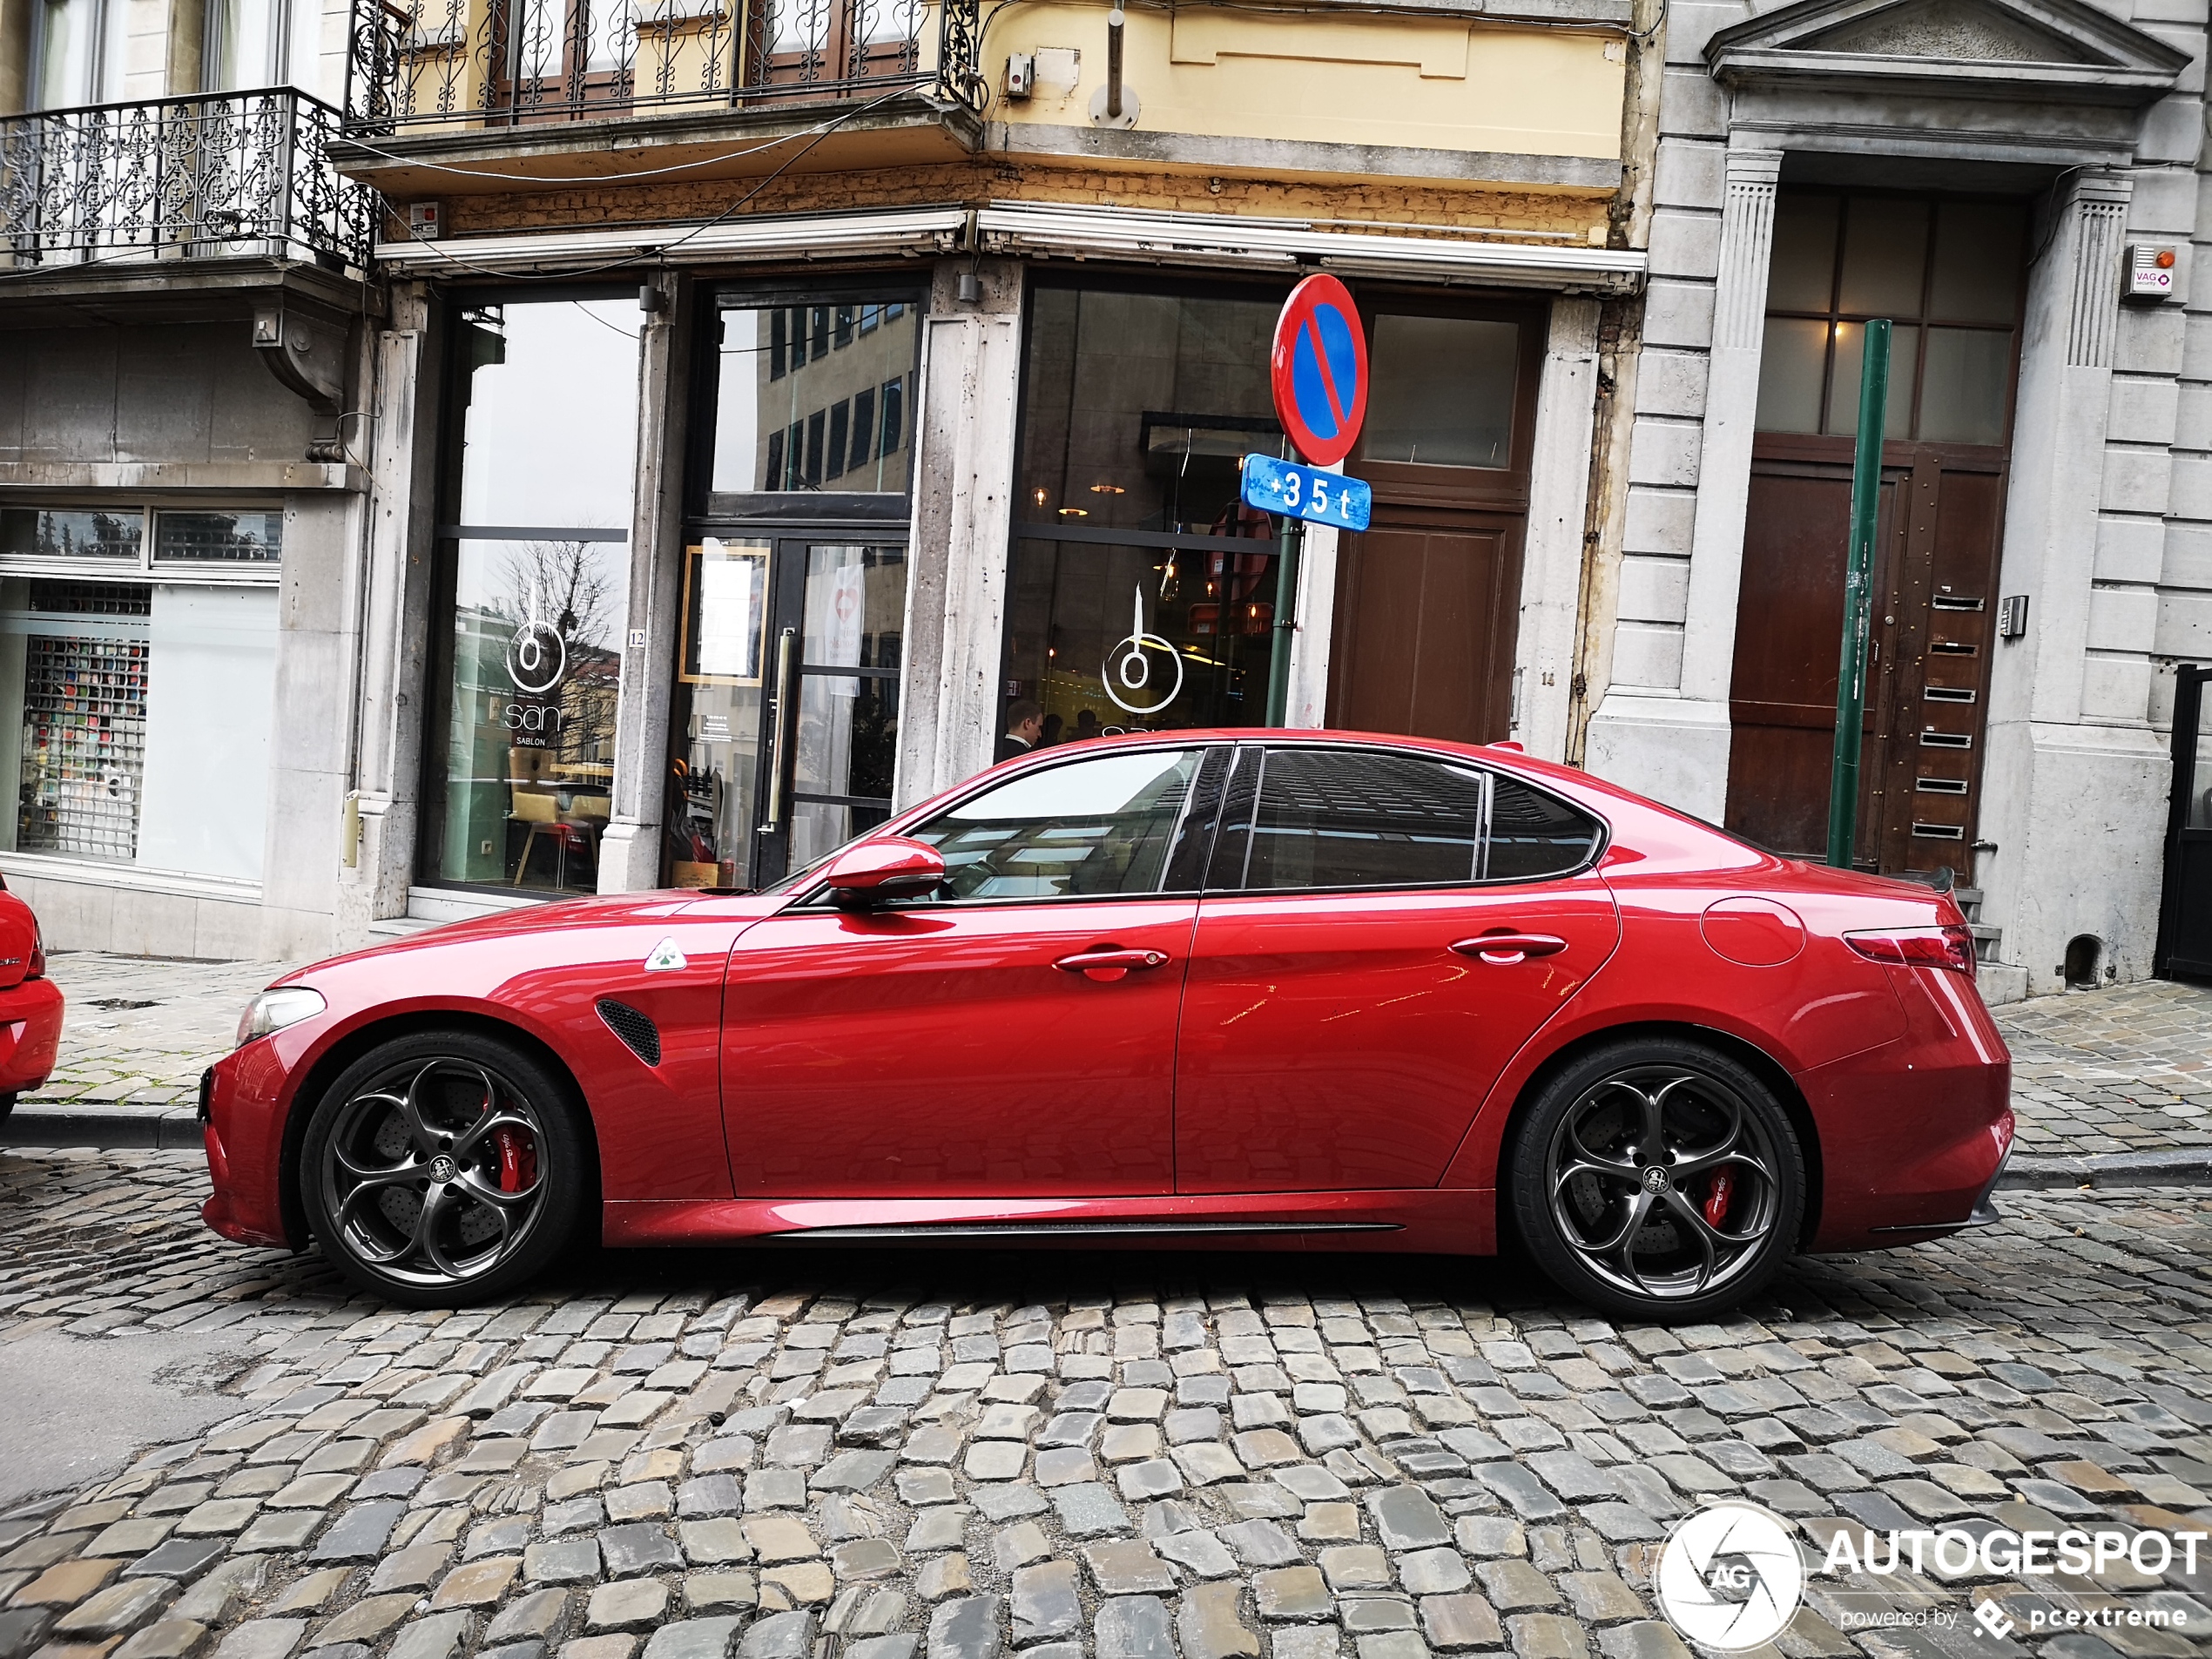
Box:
[0,506,280,880]
[1003,280,1294,742]
[672,288,920,890]
[421,296,639,895]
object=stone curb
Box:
[1997,1147,2212,1189]
[10,1108,2212,1190]
[2,1107,203,1150]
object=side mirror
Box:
[822,837,946,907]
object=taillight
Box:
[1845,924,1976,977]
[28,929,44,981]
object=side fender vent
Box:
[597,998,662,1067]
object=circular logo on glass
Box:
[1103,584,1184,718]
[1654,1502,1803,1652]
[507,617,568,698]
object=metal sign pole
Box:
[1827,318,1892,870]
[1265,518,1302,725]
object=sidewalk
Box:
[7,952,2212,1176]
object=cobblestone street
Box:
[2,1150,2209,1659]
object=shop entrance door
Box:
[668,516,907,891]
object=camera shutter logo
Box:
[1655,1502,1804,1651]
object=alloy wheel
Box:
[318,1056,550,1288]
[1543,1063,1783,1303]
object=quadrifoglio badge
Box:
[1652,1501,2207,1649]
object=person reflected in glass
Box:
[1075,709,1102,743]
[997,698,1043,762]
[1041,712,1064,747]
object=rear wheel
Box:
[300,1030,587,1307]
[1507,1037,1804,1321]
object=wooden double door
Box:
[1726,434,2006,874]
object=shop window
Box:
[1003,282,1289,741]
[1756,190,2026,446]
[708,303,919,495]
[0,542,280,881]
[421,297,639,896]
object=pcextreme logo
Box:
[1654,1502,1804,1650]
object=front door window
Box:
[718,745,1213,1197]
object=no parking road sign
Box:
[1271,273,1368,466]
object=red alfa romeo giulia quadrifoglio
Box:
[199,732,2011,1319]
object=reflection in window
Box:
[908,747,1201,900]
[425,298,638,895]
[1486,775,1602,880]
[0,509,140,561]
[711,299,919,493]
[156,511,282,563]
[1364,316,1519,468]
[1244,750,1485,890]
[1005,285,1288,741]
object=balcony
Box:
[337,0,988,196]
[0,88,375,282]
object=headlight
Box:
[236,987,327,1049]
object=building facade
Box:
[3,0,2208,1006]
[1578,0,2208,1002]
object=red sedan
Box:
[0,885,62,1121]
[200,732,2011,1319]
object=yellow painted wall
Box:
[990,4,1625,161]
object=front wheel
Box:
[300,1031,588,1307]
[1507,1037,1805,1321]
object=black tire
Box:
[1507,1035,1805,1322]
[0,1093,14,1123]
[300,1029,588,1307]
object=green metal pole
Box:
[1827,318,1892,869]
[1265,518,1302,725]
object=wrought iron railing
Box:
[344,0,987,136]
[0,88,374,271]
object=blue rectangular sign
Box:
[1239,453,1373,532]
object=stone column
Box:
[336,282,442,946]
[599,273,691,893]
[1514,297,1604,763]
[895,259,1024,807]
[1586,148,1779,818]
[1979,172,2169,995]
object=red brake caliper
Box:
[1703,1170,1735,1228]
[495,1127,537,1194]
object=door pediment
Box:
[1707,0,2188,105]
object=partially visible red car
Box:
[199,732,2012,1318]
[0,885,62,1121]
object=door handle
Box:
[1450,933,1568,965]
[759,624,798,837]
[1054,947,1170,982]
